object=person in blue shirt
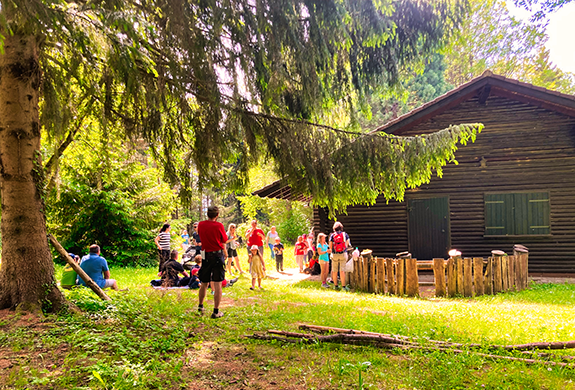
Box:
[79,244,119,290]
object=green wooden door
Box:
[407,197,450,260]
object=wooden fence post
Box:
[386,258,396,295]
[508,254,516,291]
[463,258,473,297]
[396,258,406,296]
[456,257,464,295]
[433,258,446,297]
[492,250,504,294]
[513,245,529,291]
[352,257,359,288]
[405,258,419,297]
[447,257,457,297]
[377,257,385,294]
[48,234,111,301]
[484,257,493,295]
[501,256,509,291]
[360,250,373,292]
[473,257,484,296]
[369,256,376,293]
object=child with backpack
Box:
[329,222,351,291]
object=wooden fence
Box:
[351,250,529,297]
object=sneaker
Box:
[343,285,351,292]
[322,283,330,288]
[211,311,224,319]
[259,286,264,290]
[334,285,341,290]
[249,287,255,290]
[197,306,205,315]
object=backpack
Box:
[333,232,347,253]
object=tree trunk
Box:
[0,33,66,312]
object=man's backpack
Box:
[333,232,347,253]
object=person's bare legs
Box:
[212,281,223,309]
[198,283,208,307]
[340,271,346,287]
[320,262,328,285]
[226,258,232,274]
[251,278,256,289]
[233,256,243,273]
[257,278,262,288]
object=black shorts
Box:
[198,251,225,283]
[227,248,238,258]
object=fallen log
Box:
[248,331,575,369]
[298,324,575,352]
[48,234,111,301]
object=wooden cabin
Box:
[254,72,575,273]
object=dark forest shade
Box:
[258,73,575,273]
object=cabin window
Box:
[484,192,550,236]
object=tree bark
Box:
[0,33,66,312]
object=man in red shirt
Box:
[245,220,265,257]
[197,206,228,319]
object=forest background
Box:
[40,0,575,268]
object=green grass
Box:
[1,253,575,389]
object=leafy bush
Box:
[277,207,311,242]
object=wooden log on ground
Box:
[48,234,111,301]
[377,257,385,294]
[473,258,484,296]
[502,256,509,291]
[386,259,396,295]
[405,258,419,297]
[484,257,493,295]
[463,258,473,297]
[447,257,457,297]
[396,258,406,296]
[433,258,446,297]
[456,257,464,295]
[493,256,503,294]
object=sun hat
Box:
[250,245,259,250]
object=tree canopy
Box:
[0,0,483,311]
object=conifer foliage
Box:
[0,0,479,310]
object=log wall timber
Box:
[317,94,575,273]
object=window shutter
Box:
[528,192,550,234]
[485,194,510,235]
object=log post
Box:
[473,258,484,296]
[447,257,457,297]
[433,258,446,297]
[456,257,464,295]
[508,254,516,291]
[463,258,473,297]
[386,258,396,295]
[369,257,376,293]
[501,255,509,292]
[492,250,504,294]
[361,250,373,292]
[405,257,419,297]
[352,257,359,288]
[48,234,111,301]
[484,257,493,295]
[396,258,406,296]
[513,245,529,291]
[377,257,385,294]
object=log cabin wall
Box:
[315,94,575,273]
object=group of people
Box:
[60,245,120,291]
[61,207,353,319]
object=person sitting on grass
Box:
[248,245,266,290]
[79,244,119,290]
[160,250,191,287]
[60,253,80,290]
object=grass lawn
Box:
[1,248,575,389]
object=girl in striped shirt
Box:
[155,223,172,272]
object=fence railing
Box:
[351,250,529,297]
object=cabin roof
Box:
[253,71,575,199]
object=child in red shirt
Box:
[294,236,307,273]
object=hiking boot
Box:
[211,311,224,319]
